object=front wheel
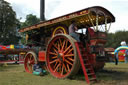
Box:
[24,51,37,73]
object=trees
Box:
[105,31,128,48]
[20,14,40,28]
[20,14,40,45]
[0,0,20,45]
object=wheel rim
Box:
[46,34,80,78]
[24,52,37,73]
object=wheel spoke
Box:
[30,60,35,64]
[67,57,74,62]
[67,64,70,71]
[51,55,57,59]
[66,48,73,54]
[53,48,58,53]
[27,56,31,61]
[63,63,68,72]
[59,38,62,48]
[59,65,62,73]
[63,45,72,53]
[28,54,33,61]
[61,64,64,75]
[64,40,68,50]
[65,59,73,66]
[53,43,58,50]
[61,40,65,51]
[65,54,74,57]
[54,61,59,69]
[57,42,60,51]
[49,52,57,55]
[49,59,59,64]
[54,63,61,72]
[30,55,33,60]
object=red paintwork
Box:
[87,31,107,69]
[19,55,25,64]
[0,45,12,50]
[118,50,125,62]
[75,42,96,84]
[24,53,35,73]
[38,51,45,62]
[88,28,95,37]
[46,35,74,78]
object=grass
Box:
[95,63,128,85]
[0,63,128,85]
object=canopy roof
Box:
[19,6,115,32]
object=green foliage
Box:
[19,14,40,45]
[105,31,128,48]
[0,0,20,45]
[20,14,40,29]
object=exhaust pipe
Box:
[40,0,45,21]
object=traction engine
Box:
[19,6,115,84]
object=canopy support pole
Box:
[96,14,99,31]
[105,17,107,32]
[107,22,111,33]
[88,14,96,31]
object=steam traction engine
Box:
[19,6,115,84]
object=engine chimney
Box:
[40,0,45,21]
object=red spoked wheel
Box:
[46,34,80,78]
[24,51,37,73]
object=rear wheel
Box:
[46,34,80,78]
